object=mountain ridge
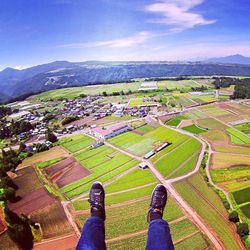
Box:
[1,59,250,104]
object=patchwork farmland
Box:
[2,95,249,249]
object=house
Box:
[90,123,131,140]
[138,162,148,170]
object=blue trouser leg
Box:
[146,219,174,250]
[76,216,106,250]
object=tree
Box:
[18,142,26,153]
[46,129,58,143]
[237,223,249,237]
[102,91,108,97]
[4,207,34,250]
[228,211,239,223]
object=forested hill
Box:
[1,61,250,103]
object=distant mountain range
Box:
[204,54,250,65]
[1,57,250,103]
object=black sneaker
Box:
[147,184,167,223]
[88,181,106,220]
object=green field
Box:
[135,124,155,134]
[235,122,250,135]
[240,204,250,218]
[232,187,250,205]
[165,115,187,126]
[182,124,207,134]
[75,198,184,240]
[36,157,65,169]
[105,168,157,193]
[157,79,213,90]
[59,134,95,153]
[152,138,201,177]
[196,118,227,129]
[73,184,156,211]
[189,94,218,104]
[175,233,210,250]
[109,131,161,156]
[61,144,139,198]
[33,82,142,100]
[226,127,250,145]
[129,98,157,107]
[211,167,250,183]
[174,173,241,250]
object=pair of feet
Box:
[89,182,167,222]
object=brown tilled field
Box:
[13,166,42,197]
[31,201,73,239]
[45,158,90,188]
[218,103,250,116]
[18,146,69,168]
[8,187,55,215]
[211,153,250,169]
[33,234,78,250]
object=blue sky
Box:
[1,0,250,70]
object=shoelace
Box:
[88,194,103,208]
[152,192,164,208]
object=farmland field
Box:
[14,166,43,197]
[196,118,227,129]
[211,167,250,183]
[174,173,242,250]
[33,82,142,100]
[165,115,187,126]
[182,124,207,134]
[59,134,95,153]
[234,122,250,135]
[152,138,201,177]
[232,187,250,205]
[30,201,72,239]
[240,204,250,218]
[105,168,157,193]
[211,153,250,169]
[76,198,184,239]
[18,146,69,168]
[73,184,156,211]
[226,128,250,145]
[61,144,139,198]
[128,98,157,107]
[109,131,161,156]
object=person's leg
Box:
[76,182,106,250]
[76,216,106,250]
[146,185,174,250]
[146,219,174,250]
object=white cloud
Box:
[145,0,216,32]
[59,31,156,49]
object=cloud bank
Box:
[145,0,216,32]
